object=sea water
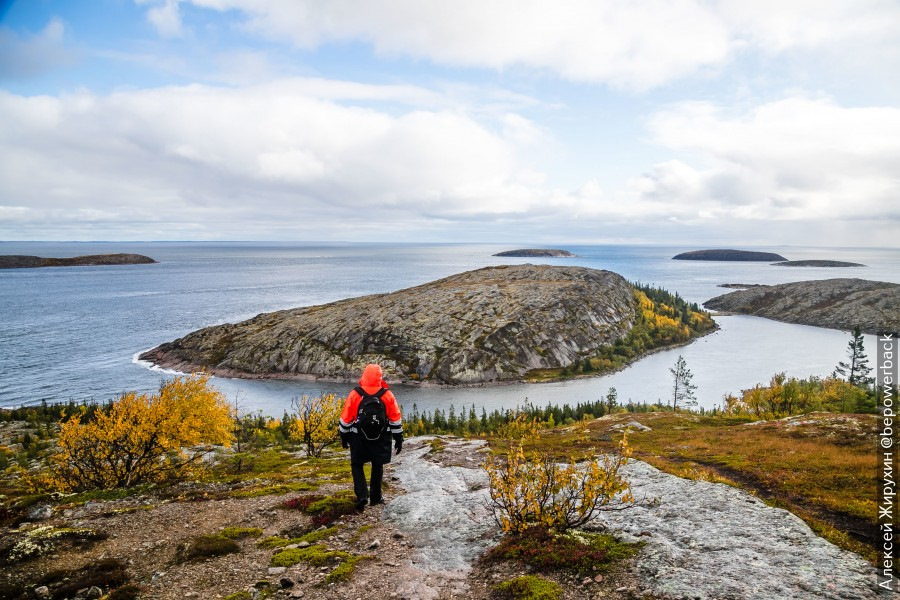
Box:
[1,241,897,416]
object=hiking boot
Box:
[369,497,384,506]
[355,497,368,511]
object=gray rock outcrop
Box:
[673,249,787,261]
[140,265,639,384]
[595,459,880,599]
[493,249,575,257]
[772,260,865,267]
[387,437,880,600]
[0,254,156,269]
[704,278,900,334]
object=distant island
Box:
[493,248,575,257]
[0,254,157,269]
[141,265,714,385]
[673,249,787,262]
[718,283,768,289]
[704,278,899,334]
[772,260,865,268]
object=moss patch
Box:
[326,554,370,583]
[486,526,641,575]
[220,526,263,540]
[282,492,358,527]
[494,575,562,600]
[2,525,108,563]
[174,534,240,563]
[256,525,340,549]
[270,544,370,582]
[230,481,318,498]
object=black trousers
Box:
[351,461,383,502]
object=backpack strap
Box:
[355,387,387,400]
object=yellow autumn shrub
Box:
[48,374,233,491]
[484,431,635,534]
[288,393,343,457]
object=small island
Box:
[704,278,899,334]
[142,265,714,385]
[493,248,575,257]
[771,260,865,268]
[673,249,787,262]
[0,254,157,269]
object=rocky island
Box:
[772,260,865,267]
[141,265,713,385]
[0,253,156,269]
[493,248,575,257]
[704,278,899,334]
[673,249,787,261]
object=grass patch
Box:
[494,575,562,600]
[485,526,641,575]
[174,534,240,563]
[220,526,263,540]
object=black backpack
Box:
[355,387,388,441]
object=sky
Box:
[0,1,898,246]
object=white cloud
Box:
[189,0,733,89]
[0,18,74,80]
[139,0,186,38]
[639,96,900,221]
[0,79,560,239]
[2,81,896,244]
[185,0,900,89]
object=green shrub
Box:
[494,575,562,600]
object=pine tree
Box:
[834,326,873,386]
[670,354,697,411]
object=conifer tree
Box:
[670,355,698,411]
[834,326,873,386]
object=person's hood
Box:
[359,363,387,390]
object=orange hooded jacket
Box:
[339,364,402,435]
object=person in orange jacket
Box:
[338,364,403,510]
